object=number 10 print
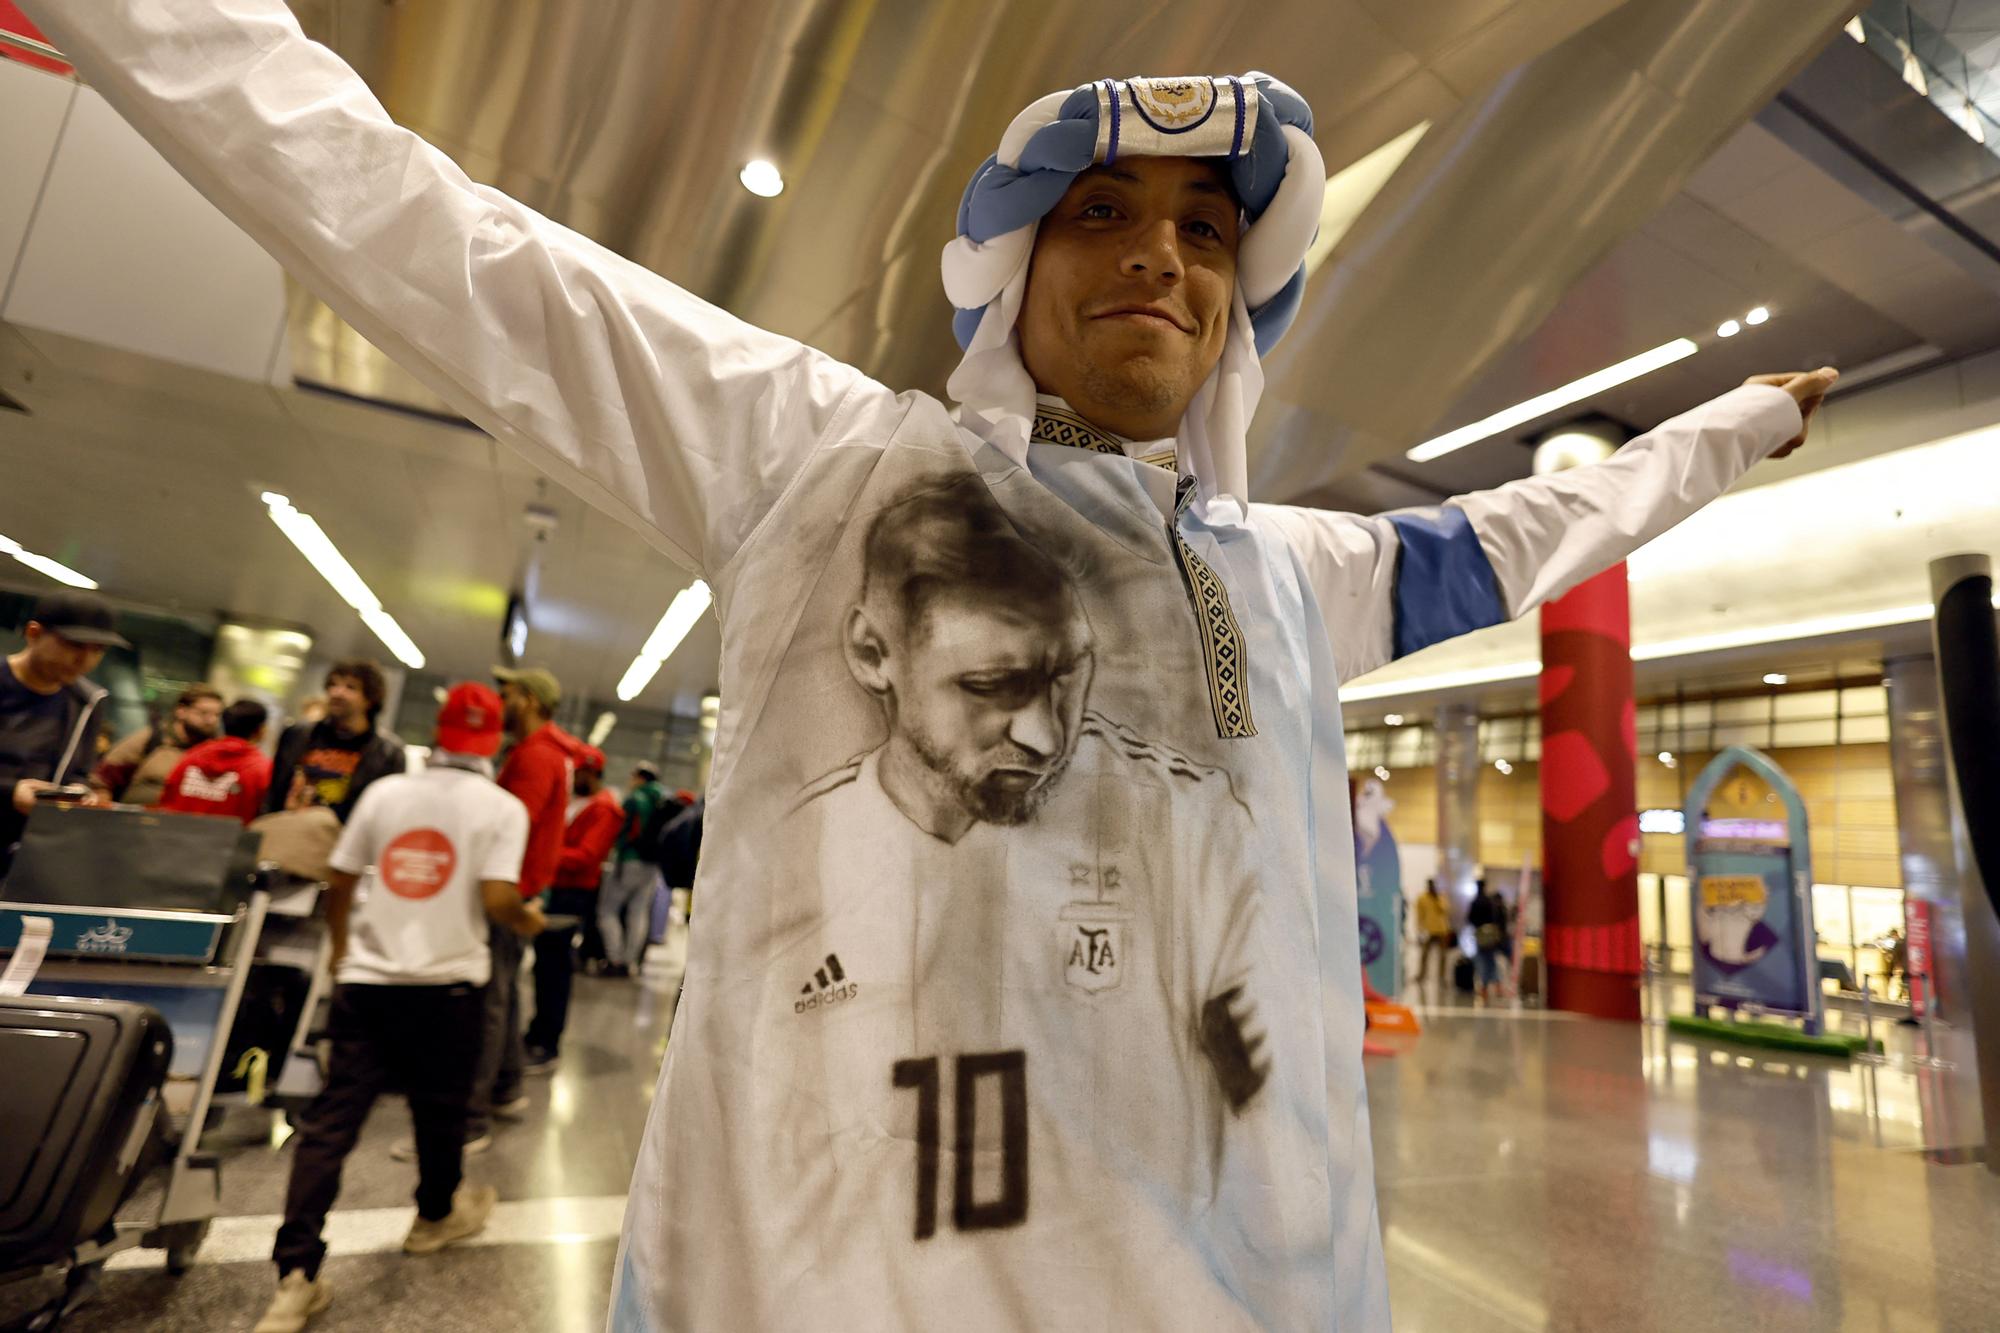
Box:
[891,1050,1029,1240]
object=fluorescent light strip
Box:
[1405,337,1699,463]
[588,710,617,747]
[261,493,425,669]
[0,534,98,589]
[1338,595,2000,705]
[617,581,712,702]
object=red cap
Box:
[436,682,505,757]
[579,745,607,773]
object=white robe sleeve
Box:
[1256,383,1804,683]
[18,0,891,576]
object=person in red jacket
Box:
[157,699,273,824]
[463,666,572,1143]
[524,745,622,1070]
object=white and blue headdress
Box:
[942,75,1324,507]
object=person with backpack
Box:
[599,763,672,978]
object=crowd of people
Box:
[0,587,703,1332]
[1408,876,1523,1006]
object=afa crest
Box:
[1127,77,1218,133]
[1060,901,1128,994]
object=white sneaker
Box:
[403,1183,498,1255]
[252,1270,331,1333]
[389,1130,492,1163]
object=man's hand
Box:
[1745,367,1838,459]
[9,780,102,815]
[12,779,51,816]
[513,901,548,938]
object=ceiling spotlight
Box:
[1384,713,1404,727]
[1744,306,1769,326]
[1763,672,1788,686]
[1373,766,1391,782]
[1658,751,1677,768]
[1844,15,1864,43]
[1899,42,1928,97]
[739,159,784,198]
[1494,759,1513,775]
[1717,319,1741,338]
[1958,103,1987,145]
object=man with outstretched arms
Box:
[25,7,1832,1326]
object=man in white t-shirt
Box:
[258,683,545,1333]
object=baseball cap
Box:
[30,589,131,649]
[578,745,607,773]
[436,681,506,757]
[492,665,561,713]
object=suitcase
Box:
[0,996,173,1274]
[1453,955,1476,994]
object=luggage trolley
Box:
[0,805,285,1317]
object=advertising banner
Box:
[1905,897,1933,1018]
[1352,776,1403,997]
[1683,747,1822,1032]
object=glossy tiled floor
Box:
[19,944,2000,1331]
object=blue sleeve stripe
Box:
[1386,507,1507,659]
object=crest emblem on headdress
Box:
[1127,77,1218,133]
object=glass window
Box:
[1773,718,1839,748]
[1839,685,1888,717]
[1388,727,1426,768]
[1713,722,1768,748]
[1714,696,1769,724]
[1841,715,1889,744]
[1773,690,1837,720]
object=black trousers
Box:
[272,981,483,1278]
[525,887,598,1055]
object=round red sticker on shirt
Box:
[380,828,457,900]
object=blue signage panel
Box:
[1682,747,1822,1033]
[0,904,227,963]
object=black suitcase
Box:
[1453,955,1476,994]
[0,996,173,1274]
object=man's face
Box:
[499,681,536,735]
[23,624,105,687]
[177,696,222,742]
[573,767,600,796]
[324,674,368,725]
[886,590,1095,827]
[1018,156,1240,442]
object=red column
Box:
[1539,562,1641,1020]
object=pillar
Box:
[1885,655,1973,1024]
[1539,562,1642,1021]
[1434,703,1481,918]
[1927,554,2000,1175]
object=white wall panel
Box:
[3,86,285,381]
[0,58,74,305]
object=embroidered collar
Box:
[1030,397,1177,472]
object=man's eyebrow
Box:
[1076,166,1142,186]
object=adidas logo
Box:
[794,953,859,1014]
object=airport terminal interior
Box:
[3,1,2000,1330]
